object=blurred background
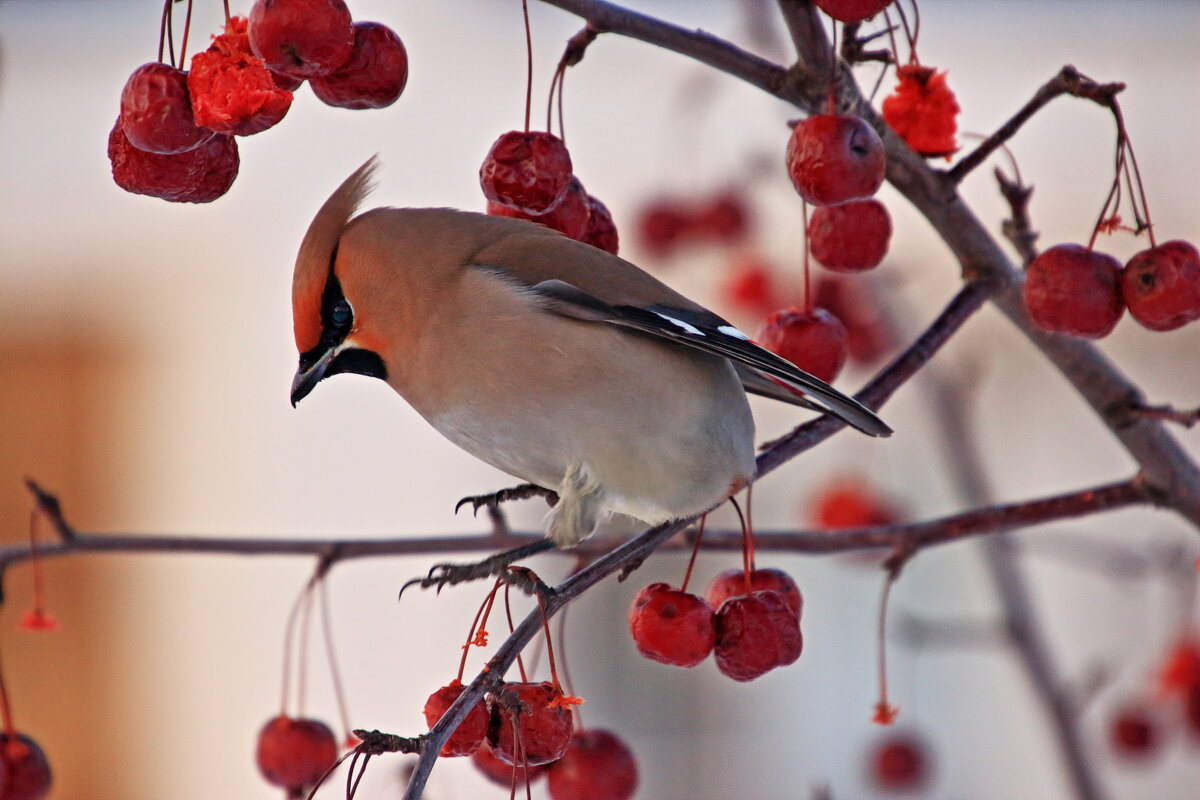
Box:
[1,1,1199,798]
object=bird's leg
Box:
[400,540,557,598]
[454,483,559,516]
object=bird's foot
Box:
[399,540,557,599]
[454,483,559,516]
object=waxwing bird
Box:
[290,159,891,546]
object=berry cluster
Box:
[110,0,407,203]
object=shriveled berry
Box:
[786,114,886,206]
[423,680,490,757]
[808,199,891,272]
[248,0,355,79]
[311,21,409,110]
[706,568,802,618]
[480,131,574,215]
[108,116,239,203]
[882,64,959,158]
[812,0,893,23]
[255,715,338,796]
[635,199,691,257]
[1109,707,1158,760]
[488,682,575,767]
[120,63,215,155]
[188,16,293,136]
[757,307,848,384]
[628,584,716,667]
[870,733,929,792]
[0,732,52,800]
[713,591,802,681]
[486,176,591,241]
[546,729,639,800]
[471,742,547,787]
[812,275,893,365]
[1121,240,1200,331]
[810,477,897,529]
[692,191,750,244]
[1023,244,1124,338]
[582,194,619,255]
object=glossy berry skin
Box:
[0,733,52,800]
[1109,708,1158,759]
[582,194,619,255]
[1121,240,1200,331]
[628,583,716,667]
[546,729,639,800]
[808,199,891,272]
[487,176,591,241]
[787,114,886,206]
[757,307,848,385]
[248,0,355,79]
[471,742,547,787]
[870,734,928,792]
[812,0,893,23]
[713,590,802,681]
[706,568,802,618]
[255,715,338,796]
[311,22,409,109]
[480,131,574,215]
[488,682,575,767]
[1023,244,1124,338]
[108,117,239,203]
[423,681,490,757]
[120,63,215,155]
[188,17,293,136]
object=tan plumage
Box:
[291,160,889,545]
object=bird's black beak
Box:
[290,346,338,407]
[291,345,388,407]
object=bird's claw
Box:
[397,540,558,600]
[454,484,559,516]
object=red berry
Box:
[692,191,750,244]
[188,16,293,136]
[1023,244,1124,338]
[255,715,338,796]
[1121,240,1200,331]
[108,116,239,203]
[808,199,892,272]
[881,65,960,158]
[1109,707,1159,760]
[248,0,355,79]
[869,733,929,792]
[1159,637,1200,696]
[723,256,782,317]
[119,63,215,155]
[810,477,897,529]
[480,131,574,215]
[471,742,547,787]
[423,681,490,757]
[546,729,639,800]
[706,568,803,618]
[487,682,575,767]
[628,583,716,667]
[1186,683,1200,737]
[310,22,409,110]
[0,733,51,800]
[582,194,619,255]
[757,307,848,385]
[812,0,893,23]
[713,590,802,681]
[635,199,691,257]
[487,176,591,241]
[812,275,894,366]
[786,114,886,206]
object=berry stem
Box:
[1122,135,1155,246]
[678,514,706,594]
[730,496,754,595]
[504,583,529,683]
[0,638,15,739]
[159,0,176,67]
[319,580,354,746]
[297,578,317,717]
[27,509,51,623]
[521,0,534,132]
[893,0,920,63]
[178,0,194,67]
[222,0,231,26]
[536,592,565,693]
[873,567,900,724]
[278,574,318,715]
[457,579,504,683]
[801,200,812,312]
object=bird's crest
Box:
[292,157,378,353]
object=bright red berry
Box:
[810,477,897,529]
[808,199,892,272]
[546,729,639,800]
[487,176,591,241]
[423,680,490,757]
[628,583,716,667]
[310,21,409,109]
[635,199,691,257]
[471,742,547,787]
[713,590,802,681]
[188,16,293,136]
[869,733,929,792]
[881,65,960,158]
[119,63,215,155]
[487,682,575,767]
[108,116,239,203]
[248,0,355,79]
[723,256,782,316]
[757,307,848,384]
[812,0,893,23]
[1109,707,1159,760]
[692,191,750,244]
[0,733,51,800]
[1121,240,1200,331]
[706,568,803,618]
[255,715,338,796]
[1023,244,1124,338]
[582,194,619,255]
[1159,637,1200,696]
[480,131,574,215]
[786,114,886,206]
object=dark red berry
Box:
[1109,707,1159,760]
[810,477,897,529]
[869,733,929,792]
[713,590,802,681]
[1023,244,1124,338]
[423,680,490,757]
[582,194,619,255]
[706,568,802,618]
[310,22,409,110]
[248,0,355,79]
[628,584,716,667]
[480,131,574,215]
[635,199,691,257]
[757,307,848,384]
[692,191,750,244]
[1159,637,1200,696]
[255,715,338,796]
[786,114,886,206]
[812,275,894,366]
[1121,240,1200,331]
[471,742,547,787]
[487,682,575,767]
[808,199,891,272]
[546,729,639,800]
[188,16,293,136]
[812,0,893,23]
[487,176,591,241]
[119,63,215,155]
[1186,683,1200,737]
[0,732,52,800]
[108,116,239,203]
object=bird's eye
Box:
[331,301,352,327]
